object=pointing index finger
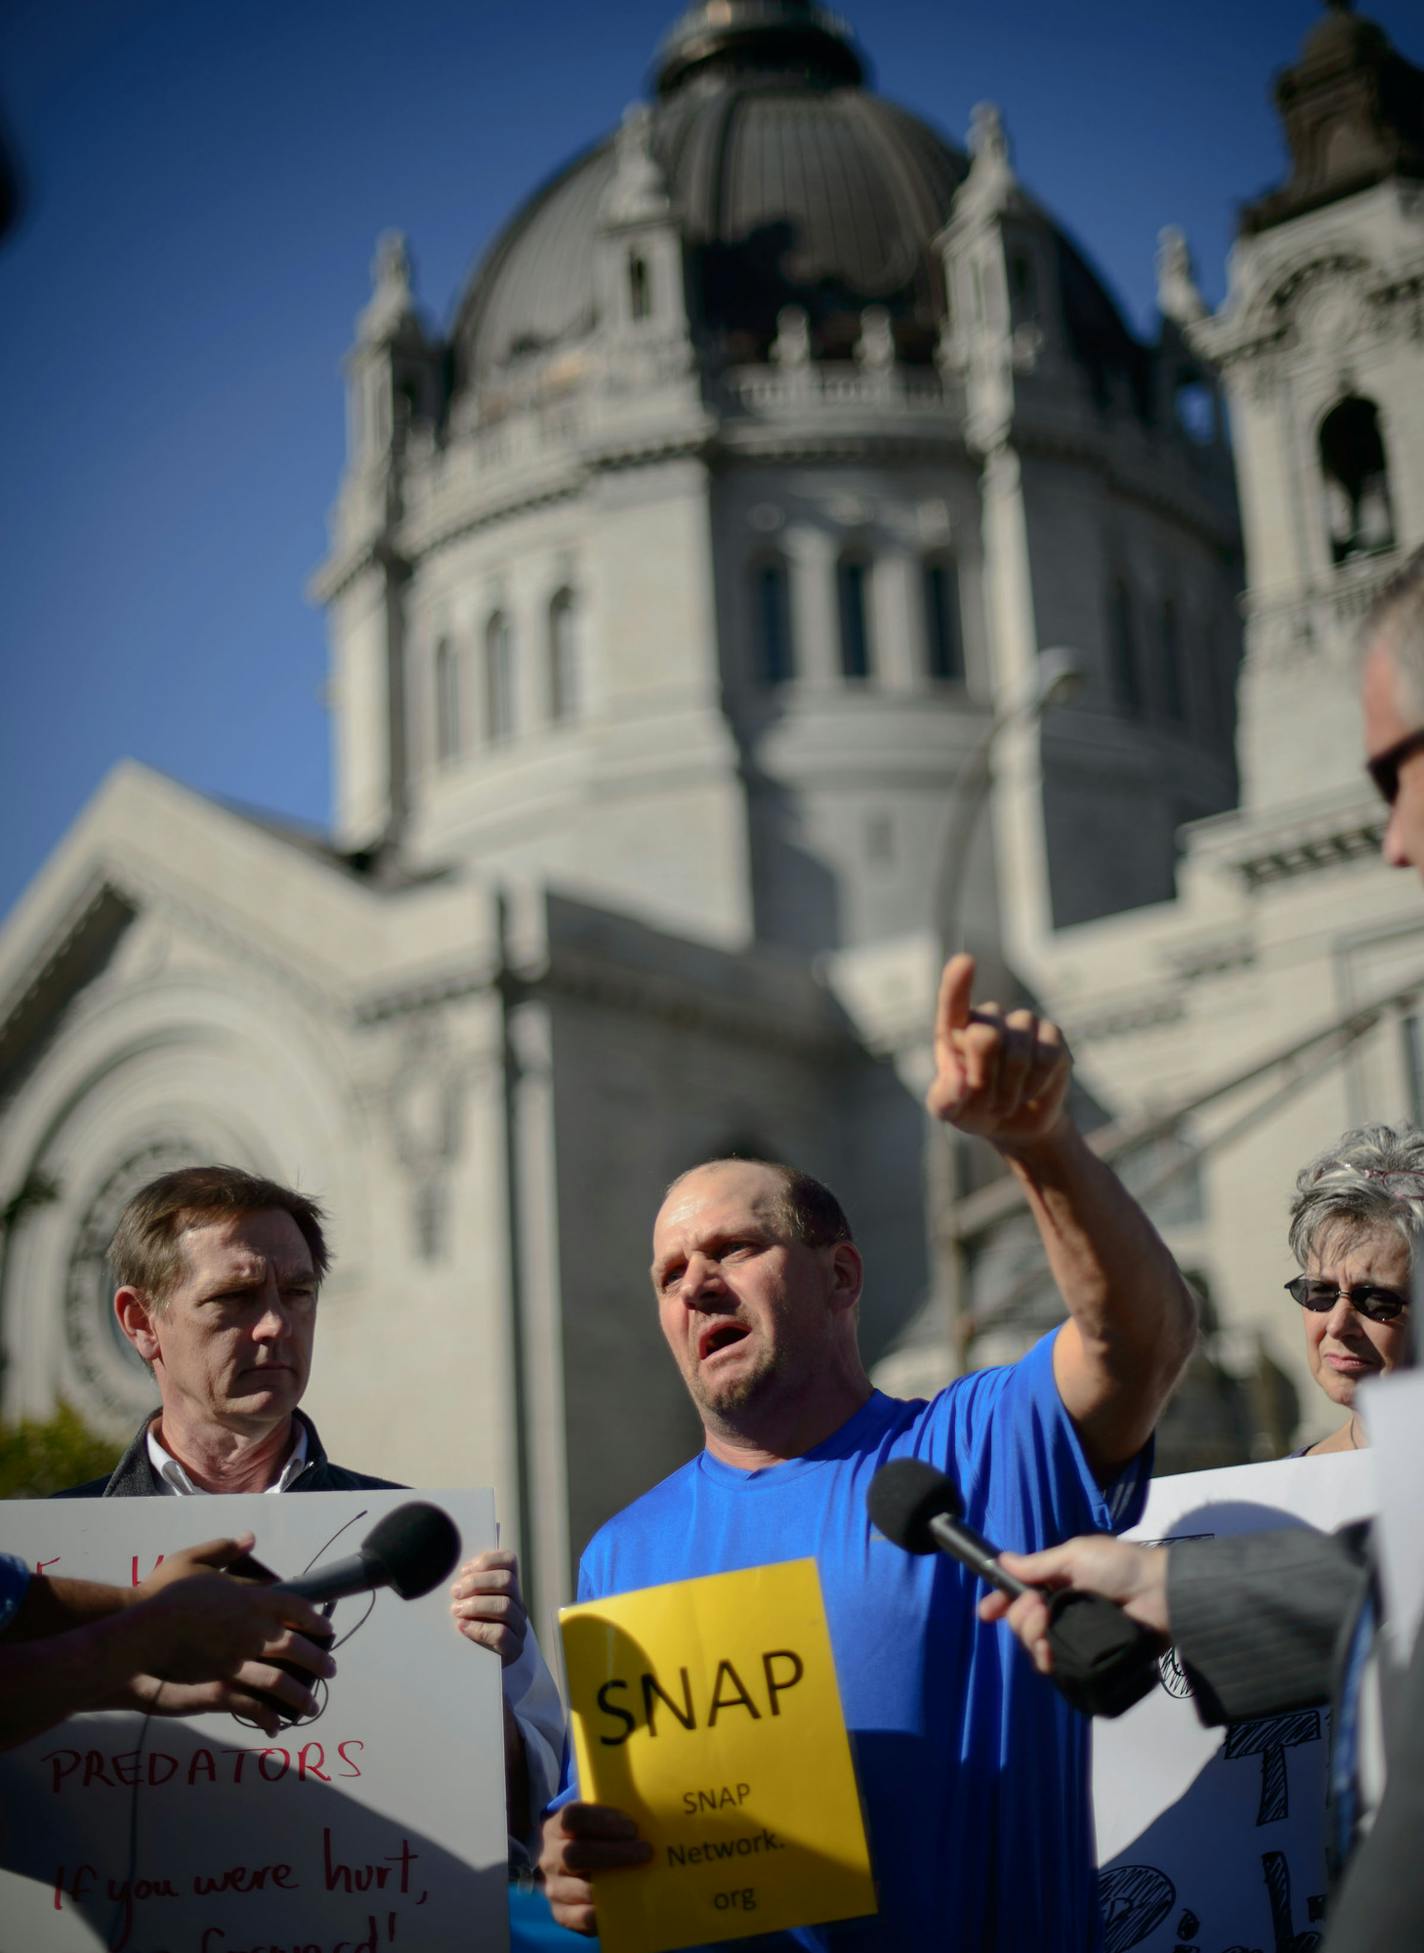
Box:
[936,953,976,1051]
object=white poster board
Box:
[1360,1370,1424,1665]
[0,1489,509,1952]
[1092,1452,1376,1953]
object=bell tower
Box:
[1191,1,1424,812]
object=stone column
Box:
[871,547,922,693]
[978,442,1054,972]
[784,524,840,685]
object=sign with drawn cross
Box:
[1091,1452,1376,1953]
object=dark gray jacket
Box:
[51,1410,401,1498]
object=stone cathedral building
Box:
[0,1,1418,1630]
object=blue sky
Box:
[3,0,1417,921]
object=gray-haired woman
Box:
[1286,1123,1423,1455]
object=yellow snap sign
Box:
[561,1559,875,1953]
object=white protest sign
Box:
[1092,1452,1376,1953]
[1360,1369,1424,1665]
[0,1489,509,1953]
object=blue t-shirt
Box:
[565,1329,1146,1953]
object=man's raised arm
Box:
[928,953,1197,1480]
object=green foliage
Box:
[0,1401,123,1499]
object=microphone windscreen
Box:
[867,1458,963,1554]
[361,1502,462,1600]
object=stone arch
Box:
[434,634,464,765]
[548,586,583,723]
[0,962,368,1436]
[836,549,874,680]
[628,250,652,322]
[485,609,516,743]
[1318,393,1395,564]
[921,555,963,682]
[1107,574,1142,716]
[750,552,794,686]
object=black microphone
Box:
[867,1458,1160,1719]
[276,1502,462,1606]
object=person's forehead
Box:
[175,1208,314,1280]
[653,1163,785,1248]
[1308,1217,1409,1272]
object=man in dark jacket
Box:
[51,1162,563,1846]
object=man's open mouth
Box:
[698,1321,750,1363]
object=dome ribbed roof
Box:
[453,2,965,387]
[451,2,1136,391]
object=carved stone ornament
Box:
[387,1035,465,1264]
[854,306,896,371]
[357,231,418,345]
[771,305,812,369]
[64,1138,207,1422]
[1296,274,1368,353]
[603,103,671,227]
[389,1037,463,1170]
[1156,226,1207,327]
[1266,251,1371,344]
[958,102,1020,217]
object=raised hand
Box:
[925,953,1071,1149]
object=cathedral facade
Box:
[1,1,1416,1629]
[1033,1,1424,1459]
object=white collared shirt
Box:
[146,1419,310,1495]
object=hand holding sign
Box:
[450,1548,530,1664]
[559,1560,873,1953]
[540,1802,654,1936]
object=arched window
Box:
[434,635,463,766]
[1007,250,1037,326]
[1174,373,1216,446]
[922,558,963,682]
[1108,578,1141,716]
[753,557,794,686]
[837,553,873,681]
[1160,595,1186,723]
[485,611,515,745]
[548,587,583,724]
[1320,395,1395,564]
[628,252,652,322]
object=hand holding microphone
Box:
[243,1502,463,1726]
[867,1460,1165,1718]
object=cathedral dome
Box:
[452,2,974,387]
[1296,0,1388,69]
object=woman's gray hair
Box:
[1288,1124,1424,1266]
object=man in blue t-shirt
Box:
[540,953,1198,1950]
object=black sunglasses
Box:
[1284,1276,1410,1324]
[1366,728,1424,807]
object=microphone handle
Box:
[926,1512,1034,1599]
[275,1549,383,1607]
